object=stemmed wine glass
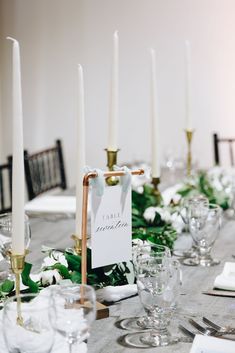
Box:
[124,255,181,347]
[0,213,31,280]
[3,293,55,353]
[188,203,222,266]
[49,284,96,353]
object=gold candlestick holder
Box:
[185,129,194,177]
[151,177,162,205]
[9,251,27,325]
[71,234,82,255]
[105,148,120,186]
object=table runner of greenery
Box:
[1,167,234,300]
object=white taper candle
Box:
[108,31,119,151]
[150,48,161,178]
[7,37,25,255]
[185,40,193,131]
[76,64,86,235]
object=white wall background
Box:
[1,0,235,186]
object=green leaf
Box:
[0,279,14,293]
[52,263,71,279]
[65,253,81,272]
[177,186,193,197]
[71,271,82,284]
[21,262,39,293]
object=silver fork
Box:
[179,324,195,340]
[202,317,235,334]
[189,319,235,341]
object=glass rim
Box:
[0,212,29,222]
[3,292,51,311]
[136,242,171,251]
[51,283,96,296]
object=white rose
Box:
[40,269,62,286]
[171,212,184,234]
[41,252,68,269]
[143,207,158,223]
[155,207,172,223]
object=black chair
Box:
[0,158,12,214]
[213,133,235,166]
[24,139,67,200]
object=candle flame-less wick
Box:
[6,36,18,44]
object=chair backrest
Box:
[24,139,67,200]
[0,159,12,214]
[213,133,235,166]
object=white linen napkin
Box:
[190,334,235,353]
[214,262,235,291]
[0,288,87,353]
[96,284,137,302]
[24,196,76,215]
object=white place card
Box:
[91,184,132,268]
[190,334,235,353]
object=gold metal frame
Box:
[79,168,144,284]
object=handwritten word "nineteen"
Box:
[95,221,128,232]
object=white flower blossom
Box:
[155,207,172,223]
[171,212,185,234]
[41,252,68,269]
[39,269,62,286]
[161,184,183,206]
[143,207,159,223]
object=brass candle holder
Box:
[151,177,162,205]
[105,148,120,186]
[185,129,194,177]
[71,234,82,255]
[9,251,27,325]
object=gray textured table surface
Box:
[28,214,235,353]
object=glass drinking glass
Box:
[124,255,181,347]
[173,195,209,261]
[3,293,55,353]
[188,203,222,266]
[133,242,171,274]
[0,213,31,280]
[50,284,96,353]
[131,243,171,329]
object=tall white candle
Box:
[7,37,25,255]
[185,40,193,131]
[76,64,86,235]
[150,48,161,178]
[108,31,119,151]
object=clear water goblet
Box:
[0,213,31,280]
[174,195,209,262]
[132,242,171,275]
[3,293,55,353]
[124,255,181,347]
[188,203,222,266]
[50,284,96,353]
[131,243,171,329]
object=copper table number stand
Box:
[72,168,144,319]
